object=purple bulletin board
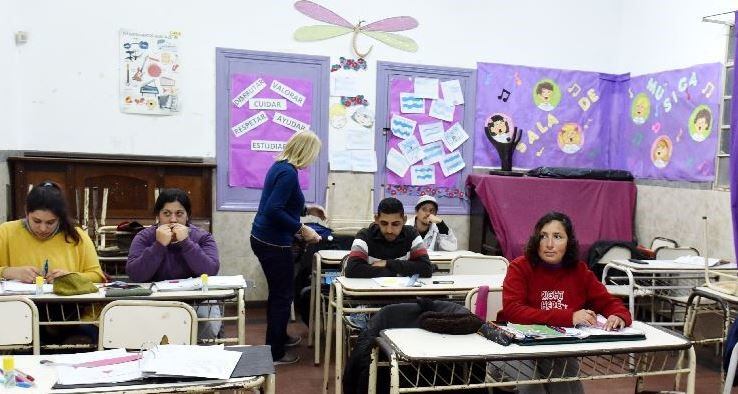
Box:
[615,63,722,181]
[229,74,312,189]
[386,77,465,187]
[474,62,623,170]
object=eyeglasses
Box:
[160,210,187,218]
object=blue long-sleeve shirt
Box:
[251,160,305,246]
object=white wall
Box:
[1,0,21,151]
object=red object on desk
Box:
[467,174,636,260]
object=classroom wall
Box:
[1,1,21,151]
[2,1,736,299]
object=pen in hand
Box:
[42,259,49,278]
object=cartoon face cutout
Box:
[329,103,347,129]
[557,123,584,154]
[631,93,651,125]
[650,136,673,168]
[484,113,514,143]
[532,79,561,112]
[688,105,713,142]
[351,106,374,128]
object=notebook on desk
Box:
[0,280,53,295]
[501,320,645,346]
[151,275,247,291]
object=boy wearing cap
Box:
[408,195,458,252]
[345,197,432,278]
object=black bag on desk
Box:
[526,166,634,181]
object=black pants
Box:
[251,235,294,360]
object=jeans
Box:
[251,235,294,360]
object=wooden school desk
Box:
[12,353,275,394]
[323,274,504,394]
[368,322,695,394]
[601,259,736,326]
[16,287,246,351]
[308,249,486,364]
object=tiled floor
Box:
[242,305,736,393]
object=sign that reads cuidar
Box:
[249,98,287,111]
[232,78,267,108]
[270,79,306,107]
[232,111,268,137]
[251,140,287,152]
[273,112,309,133]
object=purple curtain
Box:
[728,11,738,255]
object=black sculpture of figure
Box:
[484,114,522,172]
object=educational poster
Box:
[119,30,180,115]
[386,76,467,188]
[615,63,721,181]
[229,73,312,188]
[327,57,377,172]
[474,63,617,170]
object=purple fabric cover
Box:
[229,73,312,189]
[387,77,464,188]
[126,225,220,282]
[467,174,636,260]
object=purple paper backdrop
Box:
[618,63,721,181]
[474,63,619,170]
[386,76,465,187]
[229,73,312,188]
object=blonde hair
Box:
[276,131,322,168]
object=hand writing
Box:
[45,268,70,283]
[2,266,40,283]
[572,309,597,326]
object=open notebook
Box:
[0,280,54,295]
[151,275,247,292]
[502,315,644,345]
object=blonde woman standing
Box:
[250,131,326,365]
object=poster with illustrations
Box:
[229,73,313,188]
[386,76,468,189]
[474,63,617,170]
[119,30,180,115]
[615,63,721,181]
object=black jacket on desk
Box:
[345,224,433,278]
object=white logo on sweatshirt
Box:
[540,290,567,310]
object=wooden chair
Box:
[450,255,509,275]
[98,300,198,350]
[0,296,40,354]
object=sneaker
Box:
[273,352,301,365]
[285,335,302,347]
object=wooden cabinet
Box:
[8,156,215,230]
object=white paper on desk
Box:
[351,150,377,172]
[428,99,455,122]
[413,77,439,99]
[209,275,247,289]
[397,135,424,164]
[418,122,445,144]
[673,256,721,267]
[410,165,435,186]
[330,150,353,171]
[421,141,445,165]
[441,79,464,105]
[152,275,246,291]
[439,151,465,177]
[140,344,242,379]
[386,148,411,177]
[345,129,374,150]
[56,359,142,385]
[1,280,53,295]
[331,74,361,97]
[372,277,415,287]
[400,93,425,114]
[443,122,470,152]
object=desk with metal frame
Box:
[368,322,695,394]
[602,259,735,327]
[323,274,505,394]
[13,287,247,351]
[13,353,275,393]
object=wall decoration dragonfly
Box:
[293,0,419,58]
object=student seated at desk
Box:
[126,188,221,339]
[406,195,457,252]
[345,197,432,278]
[0,181,105,284]
[499,211,632,394]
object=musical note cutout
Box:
[632,132,643,146]
[514,72,522,86]
[676,128,684,142]
[651,122,661,133]
[497,88,511,102]
[535,147,544,157]
[702,82,715,98]
[567,82,581,97]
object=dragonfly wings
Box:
[294,25,353,41]
[294,0,352,28]
[362,30,418,52]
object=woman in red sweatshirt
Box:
[499,211,632,394]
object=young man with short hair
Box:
[345,197,433,278]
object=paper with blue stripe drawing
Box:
[421,141,445,165]
[397,135,424,164]
[418,122,444,144]
[399,92,425,114]
[411,165,435,185]
[390,114,417,139]
[440,150,465,177]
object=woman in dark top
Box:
[250,130,325,365]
